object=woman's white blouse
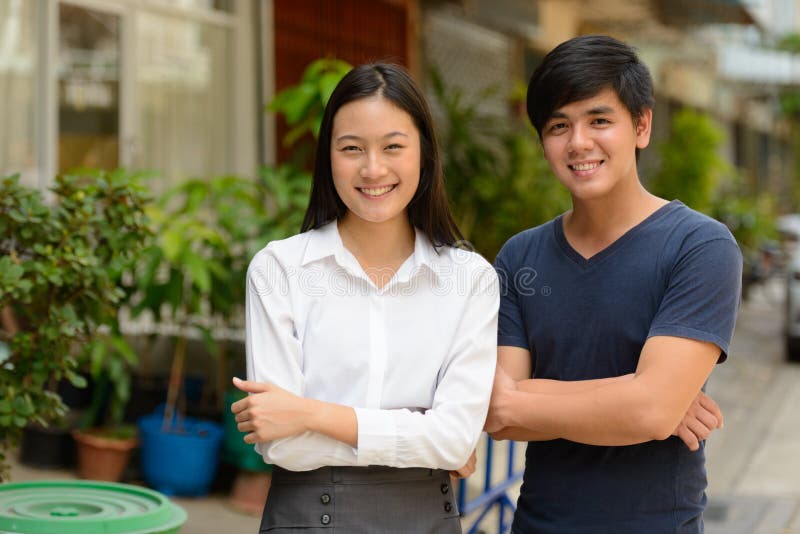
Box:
[245,221,499,471]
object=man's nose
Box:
[568,124,594,152]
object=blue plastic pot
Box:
[138,413,224,497]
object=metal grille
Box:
[422,8,515,120]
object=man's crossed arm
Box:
[486,336,722,451]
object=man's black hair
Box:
[526,35,655,139]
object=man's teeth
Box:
[572,162,600,171]
[360,185,394,196]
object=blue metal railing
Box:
[458,435,524,534]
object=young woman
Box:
[231,63,498,533]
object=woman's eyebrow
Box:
[335,132,409,143]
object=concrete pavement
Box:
[704,278,800,533]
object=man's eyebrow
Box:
[586,105,615,115]
[548,105,616,121]
[335,132,409,142]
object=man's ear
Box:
[635,108,653,150]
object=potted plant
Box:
[72,332,141,482]
[0,170,151,480]
[131,176,250,496]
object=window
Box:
[0,0,252,191]
[58,4,121,174]
[0,0,38,186]
[135,11,232,191]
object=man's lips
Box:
[568,161,603,171]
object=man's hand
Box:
[671,390,723,451]
[231,377,310,444]
[450,450,477,480]
[484,365,518,434]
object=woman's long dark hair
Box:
[300,63,464,248]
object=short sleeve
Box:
[648,236,743,362]
[495,241,530,350]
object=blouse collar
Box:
[300,220,447,281]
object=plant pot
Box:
[228,470,271,516]
[138,412,224,497]
[72,428,138,482]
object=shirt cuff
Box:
[354,407,397,466]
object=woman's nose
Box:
[360,152,389,179]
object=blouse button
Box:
[440,483,449,494]
[320,493,331,505]
[444,501,453,513]
[321,513,331,525]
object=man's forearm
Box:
[495,379,664,446]
[515,374,634,395]
[490,376,633,443]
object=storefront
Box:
[0,0,259,192]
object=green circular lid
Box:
[0,480,187,534]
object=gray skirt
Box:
[260,465,462,533]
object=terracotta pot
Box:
[228,470,271,516]
[72,429,138,482]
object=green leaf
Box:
[184,252,211,294]
[65,370,88,389]
[89,340,105,377]
[160,226,186,263]
[318,72,343,105]
[110,336,138,366]
[12,396,34,417]
[282,84,317,125]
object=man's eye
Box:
[386,144,404,150]
[549,123,567,133]
[593,118,611,125]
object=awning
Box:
[653,0,756,26]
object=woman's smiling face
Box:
[330,96,421,226]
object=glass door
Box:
[57,3,120,173]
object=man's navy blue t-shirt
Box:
[494,201,742,534]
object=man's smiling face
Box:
[541,87,652,202]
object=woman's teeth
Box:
[360,185,395,196]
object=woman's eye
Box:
[386,144,404,150]
[341,145,361,152]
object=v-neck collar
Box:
[554,200,682,269]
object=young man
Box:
[485,35,742,533]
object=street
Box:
[705,276,800,533]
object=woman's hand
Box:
[671,390,723,451]
[484,365,518,434]
[450,450,477,480]
[231,377,311,444]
